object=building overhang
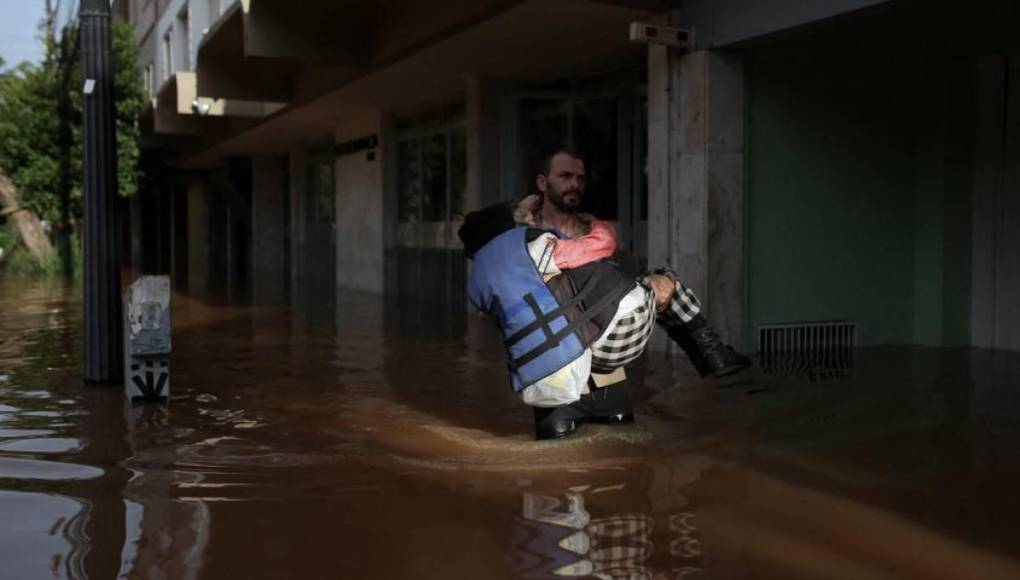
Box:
[680,0,896,48]
[183,0,662,165]
[156,71,287,119]
[145,76,219,137]
[195,1,296,102]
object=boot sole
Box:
[712,361,752,378]
[586,413,635,425]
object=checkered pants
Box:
[590,274,701,372]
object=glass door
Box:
[298,149,336,308]
[515,67,648,265]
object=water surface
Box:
[1,275,1019,578]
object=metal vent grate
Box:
[757,321,858,380]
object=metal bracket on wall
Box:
[629,22,694,51]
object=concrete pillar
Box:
[128,194,143,273]
[466,75,504,210]
[170,183,188,293]
[251,155,288,304]
[288,146,306,300]
[185,175,211,301]
[335,110,385,294]
[972,55,1020,351]
[648,47,745,348]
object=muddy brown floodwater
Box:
[2,275,1020,579]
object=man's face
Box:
[537,153,586,212]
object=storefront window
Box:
[449,129,466,220]
[305,153,334,224]
[396,123,466,224]
[422,133,447,221]
[397,140,421,222]
[391,111,469,310]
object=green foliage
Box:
[113,20,145,200]
[0,18,143,276]
[0,61,62,219]
[0,19,145,222]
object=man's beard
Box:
[547,188,582,212]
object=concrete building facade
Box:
[113,0,1020,353]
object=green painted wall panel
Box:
[747,50,918,346]
[746,46,975,348]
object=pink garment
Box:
[551,219,618,269]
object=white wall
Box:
[138,0,240,91]
[335,112,386,294]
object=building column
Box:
[185,174,211,301]
[648,47,746,348]
[170,183,189,292]
[252,155,288,304]
[288,146,306,301]
[335,110,386,294]
[128,193,143,273]
[972,55,1020,351]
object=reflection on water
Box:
[0,490,89,579]
[0,456,104,480]
[0,437,83,453]
[516,491,673,578]
[2,276,1020,578]
[513,460,710,579]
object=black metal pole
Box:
[81,0,122,384]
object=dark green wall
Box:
[745,46,973,347]
[746,50,917,346]
[912,57,975,347]
[739,0,1020,352]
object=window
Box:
[305,152,335,225]
[175,8,191,70]
[207,0,220,26]
[144,63,155,97]
[161,31,173,82]
[396,125,466,224]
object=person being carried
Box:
[459,194,750,439]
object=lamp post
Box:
[80,0,122,384]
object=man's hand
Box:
[647,273,676,311]
[514,194,542,225]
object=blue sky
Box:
[0,0,46,68]
[0,0,80,69]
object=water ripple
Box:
[0,457,103,481]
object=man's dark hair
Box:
[537,147,585,176]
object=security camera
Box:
[629,22,694,49]
[191,99,212,116]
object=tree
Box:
[0,14,145,274]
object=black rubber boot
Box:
[578,377,634,424]
[533,404,584,440]
[532,379,635,440]
[665,323,712,377]
[667,315,751,378]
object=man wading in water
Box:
[459,149,750,440]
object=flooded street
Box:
[2,276,1020,579]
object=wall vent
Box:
[757,321,858,380]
